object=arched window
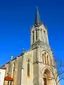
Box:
[36,30,37,40]
[42,54,45,64]
[27,59,30,77]
[42,52,50,65]
[45,56,46,64]
[47,55,48,64]
[33,31,34,43]
[13,62,15,71]
[46,55,49,65]
[42,52,47,64]
[46,55,50,65]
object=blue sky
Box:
[0,0,64,84]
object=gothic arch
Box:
[41,67,52,77]
[43,69,51,85]
[41,50,51,58]
[41,51,51,65]
[41,67,54,85]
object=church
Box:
[2,8,59,85]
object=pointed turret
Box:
[34,7,42,27]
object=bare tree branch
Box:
[57,77,64,84]
[56,71,64,79]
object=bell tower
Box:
[30,8,59,85]
[31,8,49,50]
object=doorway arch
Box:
[43,69,52,85]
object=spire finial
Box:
[34,7,42,27]
[36,6,38,9]
[22,48,25,54]
[11,55,13,61]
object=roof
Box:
[1,53,24,67]
[0,67,6,70]
[34,7,42,27]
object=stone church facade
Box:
[2,8,59,85]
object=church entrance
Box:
[43,78,47,85]
[43,69,52,85]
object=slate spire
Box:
[34,7,42,27]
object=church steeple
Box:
[31,8,49,49]
[34,7,42,27]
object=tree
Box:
[40,59,64,85]
[51,59,64,85]
[44,59,64,85]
